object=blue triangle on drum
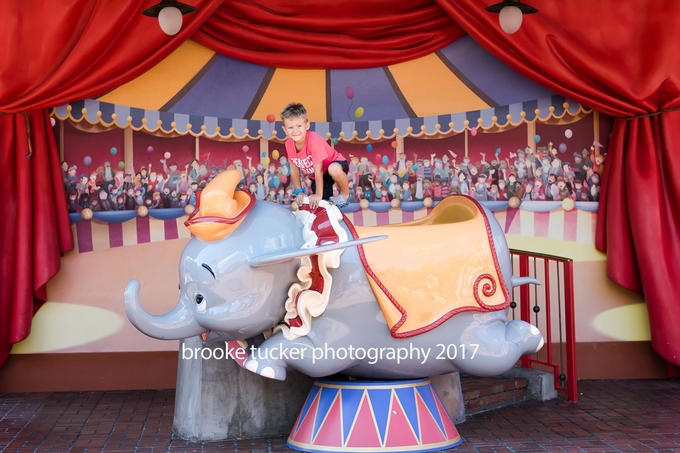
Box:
[367,389,392,444]
[395,387,420,442]
[313,387,339,439]
[296,385,321,434]
[341,389,364,444]
[416,385,446,435]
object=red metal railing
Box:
[510,249,577,403]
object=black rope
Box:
[618,105,680,121]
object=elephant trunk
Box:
[125,280,206,340]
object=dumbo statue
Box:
[125,170,543,381]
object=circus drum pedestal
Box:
[287,378,461,453]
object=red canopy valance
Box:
[192,0,465,69]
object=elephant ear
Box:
[184,170,255,242]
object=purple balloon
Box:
[345,86,355,100]
[83,156,92,166]
[558,143,568,153]
[147,146,154,154]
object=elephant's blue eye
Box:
[195,294,204,304]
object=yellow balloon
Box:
[354,107,364,119]
[398,168,406,177]
[272,150,280,160]
[263,156,270,166]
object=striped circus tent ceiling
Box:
[54,36,589,140]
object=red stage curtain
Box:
[0,111,73,363]
[0,0,222,366]
[435,0,680,364]
[192,0,465,69]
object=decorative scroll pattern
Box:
[474,273,498,309]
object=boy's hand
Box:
[308,194,322,209]
[295,193,306,207]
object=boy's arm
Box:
[309,162,324,209]
[289,163,307,207]
[290,164,301,190]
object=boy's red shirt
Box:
[285,131,345,178]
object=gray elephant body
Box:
[126,198,543,381]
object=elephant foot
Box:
[243,356,287,381]
[506,320,544,355]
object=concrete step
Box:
[460,376,528,414]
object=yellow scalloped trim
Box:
[51,102,591,144]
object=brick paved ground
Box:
[0,380,679,453]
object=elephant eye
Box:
[195,294,204,304]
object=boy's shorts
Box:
[311,160,349,200]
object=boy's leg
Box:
[319,169,335,200]
[328,161,350,197]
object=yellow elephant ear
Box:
[184,170,255,242]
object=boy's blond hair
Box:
[280,102,307,121]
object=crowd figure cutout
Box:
[63,142,603,214]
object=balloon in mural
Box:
[496,148,501,154]
[412,164,419,171]
[375,154,382,165]
[263,157,270,166]
[147,146,154,154]
[158,6,182,36]
[274,177,280,187]
[272,150,279,160]
[534,135,541,143]
[382,155,389,165]
[565,129,573,139]
[366,144,373,152]
[470,127,478,137]
[354,107,364,119]
[83,156,92,166]
[345,86,354,100]
[281,175,288,184]
[261,151,266,158]
[332,137,338,145]
[240,145,248,152]
[266,114,276,123]
[118,162,125,170]
[391,141,398,149]
[558,143,568,153]
[110,147,117,155]
[398,168,406,177]
[164,152,171,159]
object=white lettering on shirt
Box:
[289,155,315,175]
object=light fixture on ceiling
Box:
[143,0,196,36]
[485,0,538,35]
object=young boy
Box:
[281,102,350,208]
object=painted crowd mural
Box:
[57,111,609,216]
